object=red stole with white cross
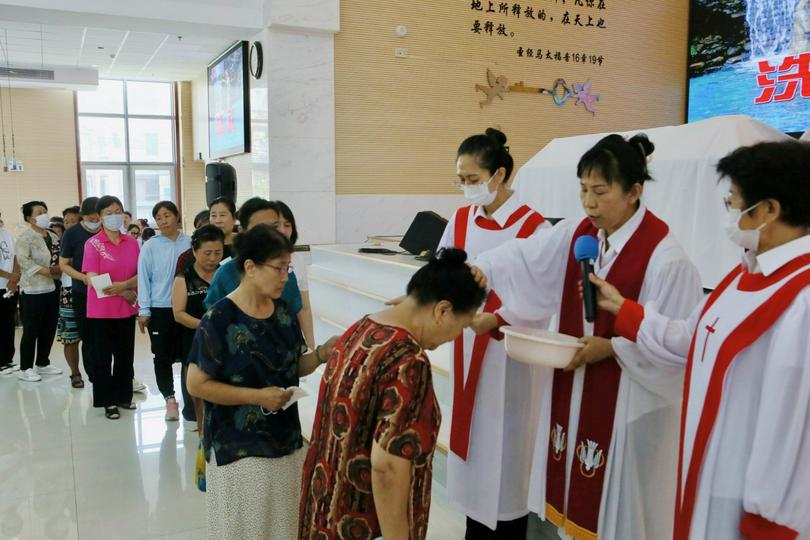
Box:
[673,254,810,540]
[449,204,545,460]
[545,210,669,540]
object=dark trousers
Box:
[180,361,196,421]
[466,515,529,540]
[0,290,17,365]
[71,291,95,382]
[148,307,179,399]
[88,316,135,407]
[19,290,59,371]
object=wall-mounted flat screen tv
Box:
[208,40,250,158]
[687,0,810,134]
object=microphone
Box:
[573,235,600,323]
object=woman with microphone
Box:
[472,133,703,540]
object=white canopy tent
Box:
[513,115,793,288]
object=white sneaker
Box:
[0,363,19,374]
[17,368,42,382]
[132,379,147,393]
[36,365,63,376]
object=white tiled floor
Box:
[0,330,464,540]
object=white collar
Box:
[596,204,647,255]
[473,192,521,227]
[751,234,810,276]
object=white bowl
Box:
[502,326,584,368]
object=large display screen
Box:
[208,41,251,159]
[687,0,810,133]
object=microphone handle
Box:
[580,259,597,323]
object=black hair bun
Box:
[485,127,508,147]
[435,247,468,265]
[629,133,654,158]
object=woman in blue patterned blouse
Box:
[187,224,336,540]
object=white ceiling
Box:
[0,20,240,82]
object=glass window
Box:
[77,80,124,114]
[128,119,173,162]
[78,79,177,216]
[126,81,172,116]
[84,168,127,203]
[133,168,174,220]
[79,117,127,162]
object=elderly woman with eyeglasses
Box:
[186,224,337,540]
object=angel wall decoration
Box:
[476,69,600,115]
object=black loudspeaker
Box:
[400,211,448,256]
[205,162,237,205]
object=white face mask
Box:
[34,214,51,229]
[83,220,101,231]
[724,201,768,252]
[102,214,125,232]
[462,173,498,206]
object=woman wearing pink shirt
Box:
[82,196,140,420]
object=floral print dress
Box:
[299,316,441,540]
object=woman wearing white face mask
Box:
[436,128,550,538]
[82,196,140,420]
[587,140,810,540]
[15,200,63,382]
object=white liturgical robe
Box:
[475,205,703,540]
[439,193,552,529]
[615,234,810,540]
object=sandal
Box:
[118,402,137,410]
[104,406,120,420]
[70,374,84,388]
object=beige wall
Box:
[178,81,208,231]
[335,0,690,195]
[0,88,79,232]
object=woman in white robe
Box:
[473,133,703,540]
[587,140,810,540]
[443,128,552,539]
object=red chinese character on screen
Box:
[756,52,810,104]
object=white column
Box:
[249,0,338,245]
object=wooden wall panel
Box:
[179,81,208,231]
[0,89,79,231]
[335,0,689,195]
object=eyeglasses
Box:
[259,262,294,274]
[453,172,496,189]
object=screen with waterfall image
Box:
[687,0,810,133]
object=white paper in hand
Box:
[282,386,309,410]
[90,273,113,298]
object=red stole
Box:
[545,210,669,540]
[673,255,810,540]
[449,204,545,460]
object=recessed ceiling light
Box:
[97,46,104,50]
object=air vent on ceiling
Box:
[0,67,55,80]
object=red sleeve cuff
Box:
[489,312,509,341]
[740,512,798,540]
[613,300,644,342]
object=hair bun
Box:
[628,133,654,158]
[485,127,508,147]
[434,247,468,266]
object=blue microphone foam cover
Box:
[573,235,599,262]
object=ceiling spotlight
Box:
[177,35,183,41]
[97,46,104,50]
